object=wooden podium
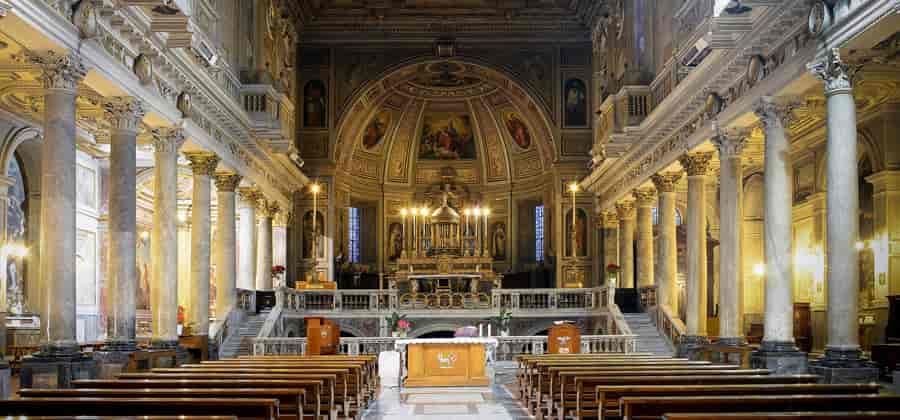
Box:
[548,324,580,354]
[400,338,495,387]
[306,317,340,355]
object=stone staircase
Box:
[219,312,267,358]
[623,312,675,357]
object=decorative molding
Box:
[184,152,220,176]
[651,172,683,194]
[632,187,657,208]
[679,152,713,177]
[753,96,800,129]
[807,48,853,95]
[151,127,186,153]
[102,96,145,132]
[213,172,243,192]
[20,50,87,92]
[615,200,635,220]
[712,126,750,158]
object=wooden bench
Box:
[205,358,377,400]
[569,375,822,420]
[594,383,882,420]
[662,412,900,420]
[622,394,900,420]
[73,379,328,420]
[0,397,278,419]
[19,388,305,420]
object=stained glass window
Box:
[535,205,545,263]
[349,207,360,263]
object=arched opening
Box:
[417,330,456,339]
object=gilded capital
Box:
[601,210,618,229]
[151,127,185,153]
[807,48,853,95]
[753,96,799,129]
[237,186,261,204]
[21,50,87,92]
[679,152,712,177]
[633,187,657,207]
[651,172,683,193]
[103,97,145,132]
[615,200,635,220]
[712,128,750,159]
[184,152,220,175]
[213,172,242,192]
[258,199,280,218]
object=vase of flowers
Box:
[271,265,286,288]
[493,308,513,336]
[605,264,620,287]
[386,312,411,337]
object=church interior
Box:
[0,0,899,418]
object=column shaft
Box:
[256,203,274,290]
[714,130,747,344]
[680,153,711,338]
[215,174,241,320]
[616,202,635,289]
[653,173,682,312]
[237,188,258,290]
[186,153,219,336]
[150,129,182,346]
[635,189,656,289]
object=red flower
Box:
[605,264,621,273]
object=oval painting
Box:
[503,112,531,150]
[362,110,391,150]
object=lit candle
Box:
[400,208,408,255]
[412,206,418,256]
[483,208,490,257]
[311,183,321,260]
[473,207,481,256]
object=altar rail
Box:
[276,286,615,314]
[252,334,636,359]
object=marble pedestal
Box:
[809,349,879,384]
[0,360,10,399]
[92,349,134,379]
[750,342,808,375]
[676,335,708,360]
[20,349,98,388]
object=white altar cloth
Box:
[394,337,499,346]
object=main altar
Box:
[395,338,498,387]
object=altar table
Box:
[395,338,497,387]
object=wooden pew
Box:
[570,375,822,420]
[594,383,882,420]
[663,412,900,420]
[0,397,278,420]
[622,395,900,420]
[73,379,328,420]
[19,388,305,420]
[205,357,377,399]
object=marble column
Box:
[214,173,242,321]
[808,49,878,380]
[634,188,656,289]
[185,152,219,336]
[256,200,278,290]
[678,152,712,347]
[713,128,748,346]
[601,210,619,281]
[27,51,86,355]
[615,201,636,289]
[150,128,184,348]
[102,97,145,351]
[652,172,683,312]
[750,97,808,373]
[237,187,259,290]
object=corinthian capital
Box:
[679,152,712,177]
[807,48,853,95]
[601,210,618,228]
[753,96,799,129]
[238,186,261,204]
[151,127,185,153]
[633,187,657,207]
[258,200,280,218]
[615,200,635,220]
[22,50,87,92]
[103,97,145,132]
[651,172,683,193]
[184,152,220,175]
[214,172,243,192]
[712,128,750,159]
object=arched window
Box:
[348,207,360,263]
[652,207,682,226]
[535,205,545,262]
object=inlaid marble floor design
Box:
[361,366,531,420]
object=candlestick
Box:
[569,182,578,257]
[412,207,418,257]
[400,208,408,256]
[311,183,320,261]
[483,208,490,257]
[464,208,471,256]
[473,207,481,257]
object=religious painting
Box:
[491,221,506,261]
[503,112,532,150]
[76,229,97,306]
[362,110,391,150]
[303,210,325,259]
[563,78,587,127]
[387,222,403,262]
[76,164,97,210]
[565,208,587,257]
[303,80,327,128]
[418,113,477,160]
[135,233,151,310]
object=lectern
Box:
[306,317,340,355]
[548,323,580,354]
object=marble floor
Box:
[361,365,531,420]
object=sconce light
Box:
[753,263,765,277]
[2,242,29,259]
[140,231,150,240]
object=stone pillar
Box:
[20,50,97,388]
[237,187,259,290]
[808,48,878,382]
[185,153,219,336]
[750,97,808,374]
[601,211,619,284]
[678,152,712,356]
[149,128,183,349]
[615,201,636,289]
[713,128,748,346]
[102,97,145,351]
[214,173,241,321]
[255,201,277,290]
[653,172,682,312]
[634,188,656,289]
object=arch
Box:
[521,319,561,337]
[743,172,764,220]
[0,125,40,176]
[408,322,464,338]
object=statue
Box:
[491,222,506,260]
[303,211,323,258]
[388,222,403,261]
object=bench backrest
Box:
[623,395,900,419]
[0,397,278,420]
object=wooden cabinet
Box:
[305,317,339,355]
[793,302,811,353]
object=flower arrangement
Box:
[493,308,513,336]
[271,265,286,276]
[386,312,411,337]
[605,264,620,287]
[605,264,621,273]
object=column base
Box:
[150,339,185,367]
[676,335,708,360]
[809,347,879,384]
[20,348,98,389]
[716,337,747,347]
[103,338,138,352]
[0,359,10,399]
[750,341,808,375]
